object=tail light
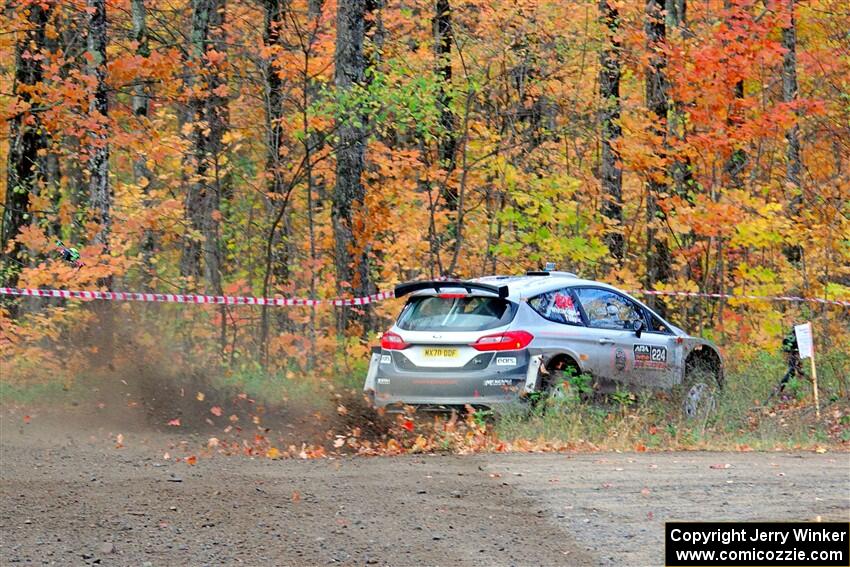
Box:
[471,330,533,351]
[380,331,410,350]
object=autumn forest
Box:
[1,0,849,376]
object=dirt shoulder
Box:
[1,413,848,566]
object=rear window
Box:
[396,296,517,331]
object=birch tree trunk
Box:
[782,0,802,209]
[88,0,111,251]
[87,0,114,363]
[131,0,156,290]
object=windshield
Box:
[396,296,517,332]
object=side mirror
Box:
[633,319,645,338]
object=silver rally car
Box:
[364,271,723,415]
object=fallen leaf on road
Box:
[207,437,220,448]
[167,418,181,427]
[210,406,222,417]
[266,447,281,459]
[814,446,827,454]
[334,437,346,448]
[196,392,205,401]
[402,419,414,432]
[641,487,651,496]
[710,463,731,469]
[23,415,31,424]
[185,455,197,465]
[115,434,124,448]
[291,491,301,502]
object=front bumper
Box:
[364,349,541,409]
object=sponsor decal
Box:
[495,357,517,366]
[634,344,667,369]
[615,348,627,371]
[483,379,513,387]
[551,292,582,323]
[377,378,390,385]
[380,354,391,364]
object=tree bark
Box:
[434,0,457,205]
[781,0,803,264]
[722,0,747,189]
[2,2,49,291]
[86,0,114,363]
[259,0,290,362]
[131,0,156,290]
[599,0,624,264]
[782,0,802,208]
[644,0,672,312]
[333,0,375,333]
[87,0,111,250]
[181,0,228,297]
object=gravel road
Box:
[2,411,848,566]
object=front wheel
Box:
[680,356,722,420]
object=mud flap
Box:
[523,355,543,395]
[363,351,381,393]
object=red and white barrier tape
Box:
[0,287,394,307]
[632,289,850,308]
[0,286,848,307]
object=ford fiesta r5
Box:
[363,271,723,417]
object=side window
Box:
[647,312,671,334]
[574,288,641,330]
[528,288,583,325]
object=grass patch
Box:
[0,380,70,405]
[496,350,850,451]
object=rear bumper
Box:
[366,349,534,408]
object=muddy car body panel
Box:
[365,272,723,409]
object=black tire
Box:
[680,355,722,420]
[537,361,588,410]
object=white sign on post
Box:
[794,322,814,359]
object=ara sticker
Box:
[380,355,391,364]
[495,357,517,366]
[377,378,390,385]
[633,344,667,369]
[483,379,513,387]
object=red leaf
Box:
[167,418,181,426]
[402,419,414,432]
[210,406,223,417]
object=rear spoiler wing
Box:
[394,280,509,299]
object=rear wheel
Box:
[537,358,589,408]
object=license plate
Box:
[423,347,459,358]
